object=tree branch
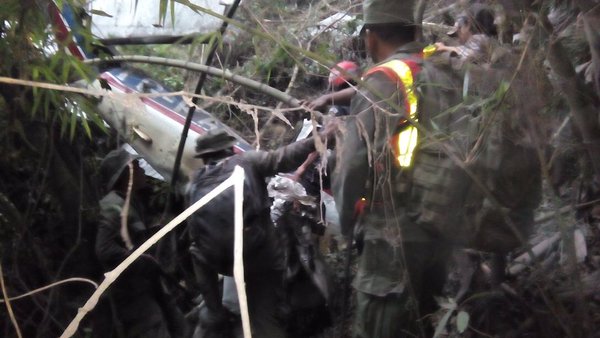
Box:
[85,55,301,107]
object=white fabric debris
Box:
[268,176,315,222]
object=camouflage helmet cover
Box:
[363,0,416,25]
[194,129,237,157]
[100,148,141,191]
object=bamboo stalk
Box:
[0,264,23,338]
[120,163,135,250]
[232,166,251,338]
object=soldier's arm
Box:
[244,138,317,177]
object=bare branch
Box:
[232,167,251,338]
[120,163,135,250]
[0,263,23,338]
[0,278,98,303]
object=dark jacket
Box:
[187,138,317,274]
[96,191,158,280]
[96,191,179,337]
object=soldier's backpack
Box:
[403,51,544,253]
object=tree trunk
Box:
[415,0,429,42]
[543,14,600,181]
[581,5,600,100]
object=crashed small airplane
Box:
[46,0,340,231]
[47,0,253,182]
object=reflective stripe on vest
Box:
[363,58,421,167]
[421,44,438,59]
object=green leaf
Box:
[84,101,108,135]
[50,53,60,70]
[159,0,168,26]
[31,88,40,116]
[32,66,39,80]
[495,81,510,100]
[79,109,92,139]
[61,59,71,82]
[31,66,41,116]
[207,32,218,51]
[456,311,470,333]
[59,109,67,138]
[70,58,92,82]
[90,9,113,17]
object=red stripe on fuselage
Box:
[48,2,86,60]
[100,72,245,153]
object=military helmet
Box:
[195,129,237,157]
[100,148,141,191]
[363,0,416,25]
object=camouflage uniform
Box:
[334,42,457,337]
[96,150,184,338]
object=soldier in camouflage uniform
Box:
[96,149,185,338]
[333,1,459,337]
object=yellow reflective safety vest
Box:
[362,53,426,167]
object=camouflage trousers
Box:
[353,240,451,338]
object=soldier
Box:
[187,126,336,338]
[434,4,498,64]
[96,148,186,337]
[304,60,361,116]
[333,0,459,336]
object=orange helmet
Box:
[328,60,359,89]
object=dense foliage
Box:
[0,0,599,337]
